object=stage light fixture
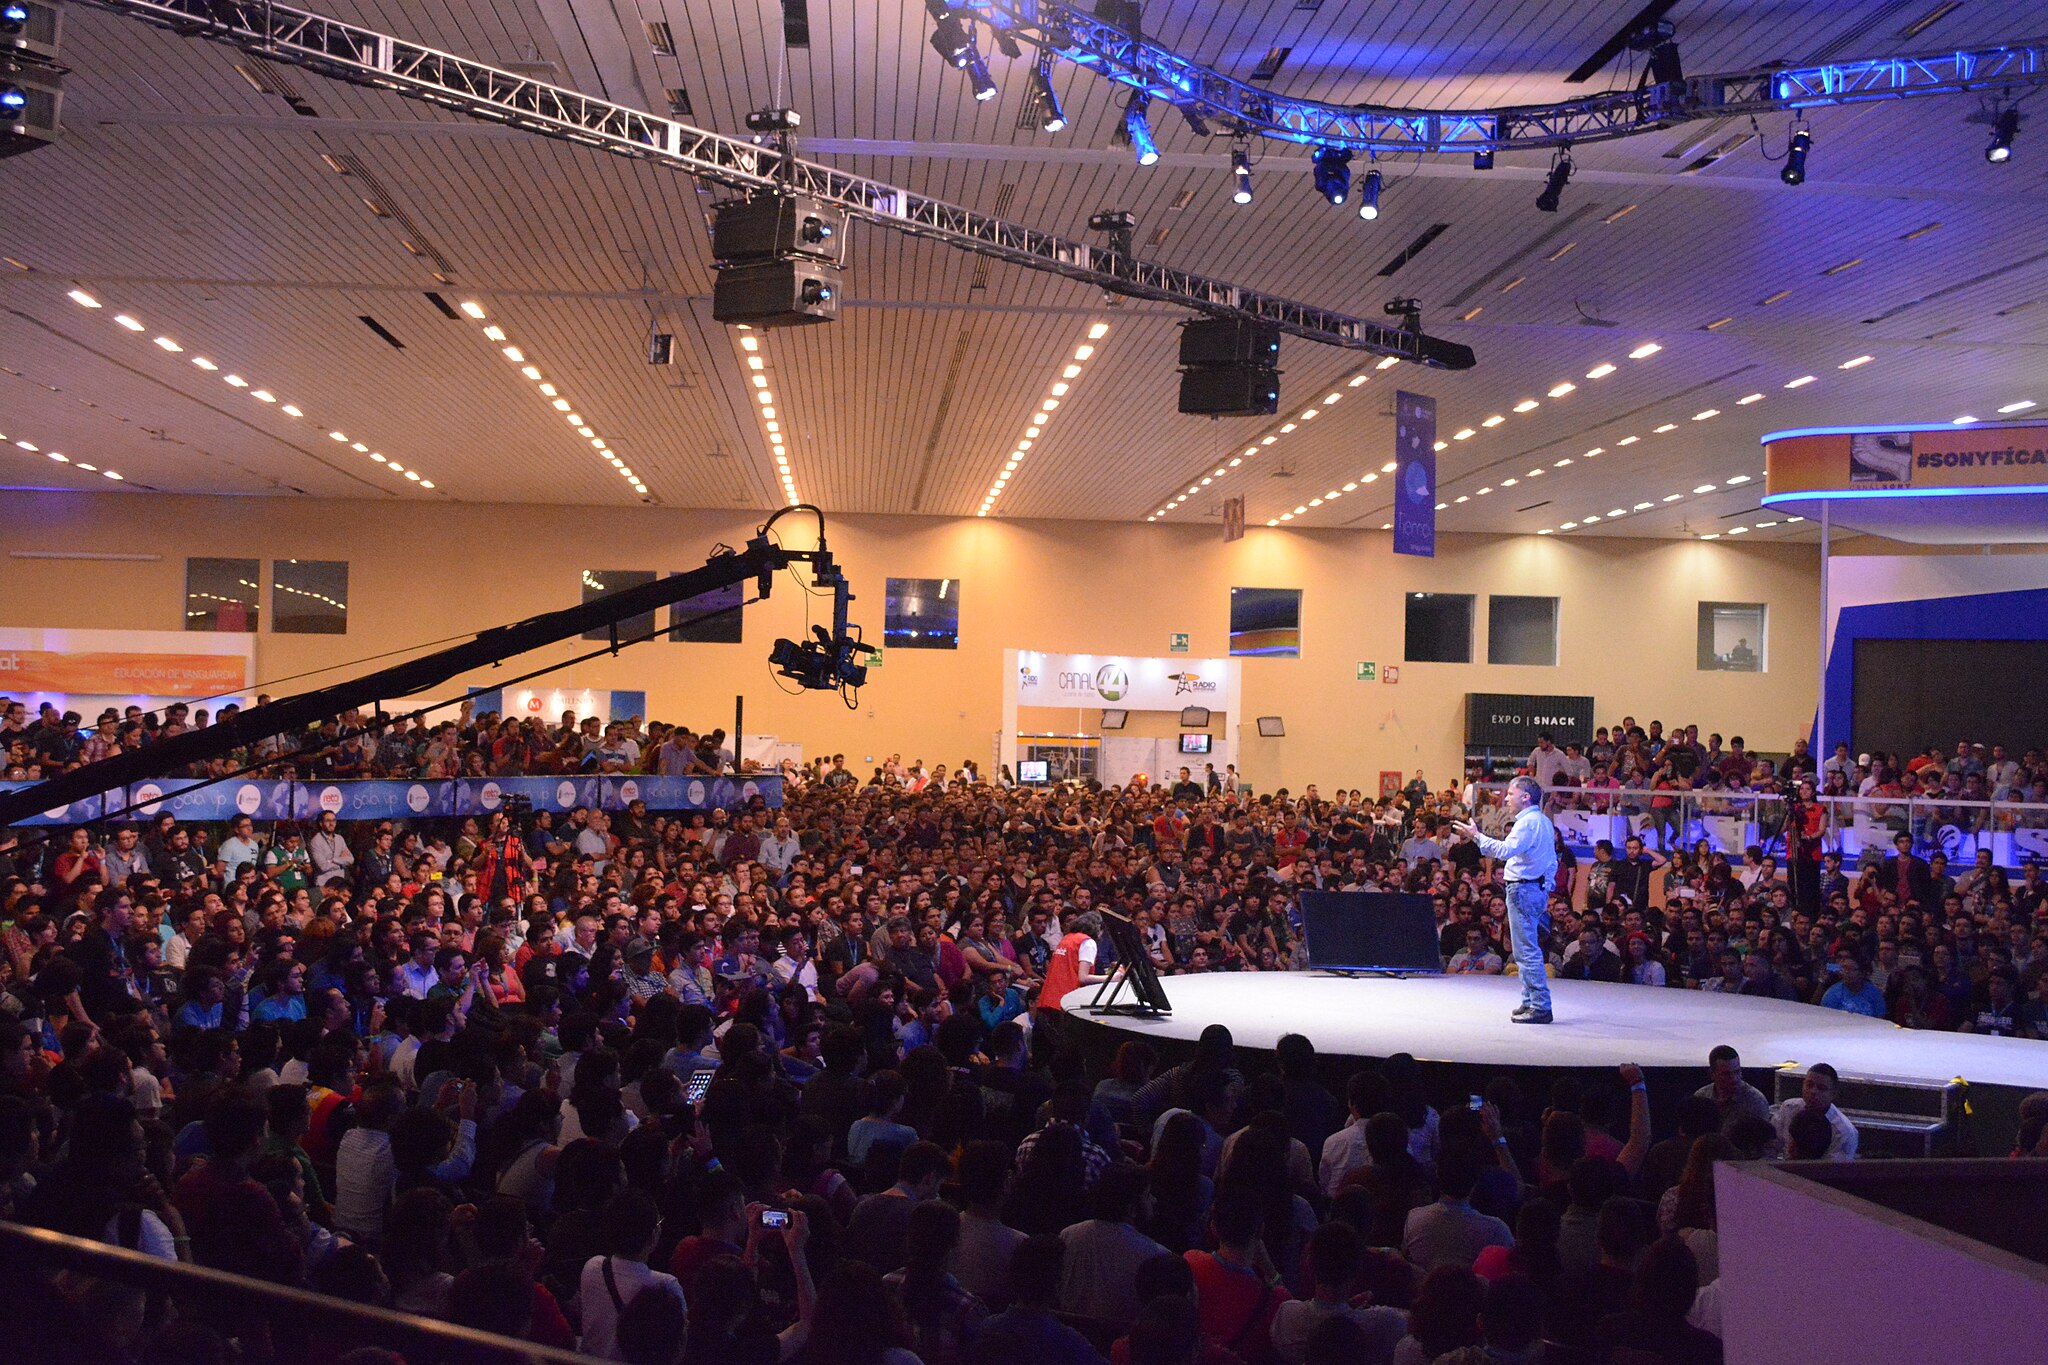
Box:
[1986,107,2020,163]
[1231,147,1253,204]
[0,4,25,33]
[1312,145,1352,205]
[1781,127,1811,185]
[966,53,997,101]
[1357,167,1382,221]
[1124,94,1159,166]
[0,83,23,112]
[1031,57,1065,131]
[1536,149,1573,211]
[1178,103,1211,137]
[927,10,972,68]
[1472,148,1494,170]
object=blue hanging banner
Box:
[1393,390,1438,558]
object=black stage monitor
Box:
[1300,891,1443,974]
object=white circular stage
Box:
[1064,973,2048,1092]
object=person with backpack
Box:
[579,1188,688,1361]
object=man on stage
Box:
[1454,775,1558,1024]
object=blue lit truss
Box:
[960,1,2048,154]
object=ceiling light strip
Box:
[457,300,640,499]
[69,287,440,491]
[2,423,127,483]
[985,320,1109,518]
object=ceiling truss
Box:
[73,0,1472,366]
[957,1,2048,155]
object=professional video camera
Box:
[770,625,876,691]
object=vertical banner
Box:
[1221,495,1246,542]
[1393,390,1437,558]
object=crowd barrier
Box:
[1474,784,2048,871]
[0,772,782,826]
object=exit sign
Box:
[1170,633,1190,653]
[1355,661,1376,682]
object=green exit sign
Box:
[866,650,884,670]
[1356,661,1376,682]
[1170,632,1190,653]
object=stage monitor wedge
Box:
[1256,715,1285,737]
[1180,706,1210,727]
[1100,708,1128,730]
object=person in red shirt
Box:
[1036,913,1113,1013]
[1185,1189,1289,1364]
[1271,813,1310,871]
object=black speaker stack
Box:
[1177,316,1281,416]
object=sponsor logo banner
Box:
[0,649,250,696]
[1016,651,1231,711]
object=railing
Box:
[0,1220,602,1365]
[1471,783,2048,870]
[0,772,783,826]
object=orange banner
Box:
[0,650,250,696]
[1766,423,2048,496]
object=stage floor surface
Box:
[1064,972,2048,1091]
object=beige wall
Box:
[0,491,1820,790]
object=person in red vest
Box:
[1036,911,1115,1012]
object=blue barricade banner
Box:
[5,772,780,827]
[123,778,242,823]
[455,776,604,817]
[0,782,104,826]
[290,780,455,822]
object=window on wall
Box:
[581,570,657,642]
[1229,587,1302,657]
[186,557,260,632]
[885,577,958,649]
[1404,592,1473,663]
[1488,595,1558,666]
[271,559,349,634]
[671,582,744,644]
[1699,602,1767,672]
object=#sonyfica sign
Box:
[1015,650,1230,712]
[1764,420,2048,497]
[1465,692,1595,749]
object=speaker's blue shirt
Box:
[1476,807,1558,890]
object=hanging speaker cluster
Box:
[710,191,847,328]
[1177,316,1281,416]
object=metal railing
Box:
[0,1220,602,1365]
[1469,783,2048,869]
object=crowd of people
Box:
[0,698,2046,1363]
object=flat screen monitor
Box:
[1257,716,1285,737]
[1100,709,1129,730]
[1299,891,1444,973]
[1179,733,1212,754]
[1017,759,1049,784]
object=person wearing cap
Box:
[622,939,668,1004]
